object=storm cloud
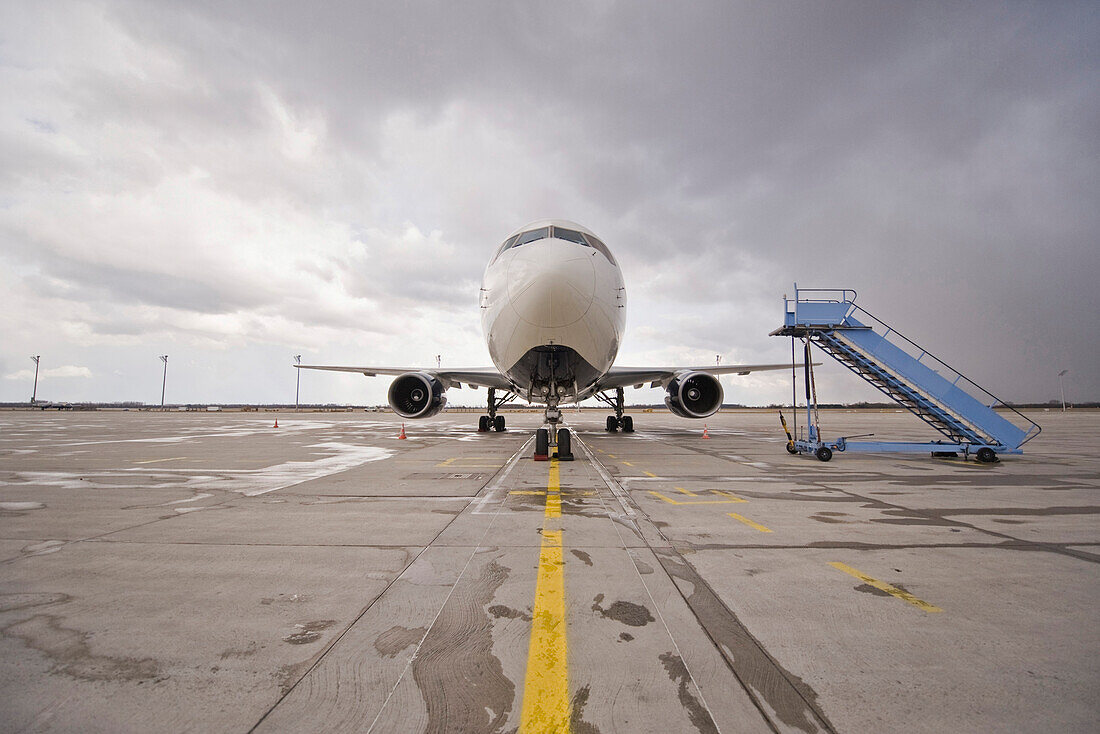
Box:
[1,1,1096,406]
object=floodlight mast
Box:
[294,355,302,411]
[30,356,40,404]
[159,355,168,408]
[1059,369,1068,412]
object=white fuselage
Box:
[480,220,626,403]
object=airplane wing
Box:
[295,364,514,391]
[594,363,796,391]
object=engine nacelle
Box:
[388,372,447,419]
[664,371,723,419]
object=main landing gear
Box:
[477,387,515,433]
[596,387,633,433]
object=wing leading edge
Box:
[295,364,514,391]
[594,363,796,391]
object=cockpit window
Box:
[492,225,617,266]
[584,234,617,266]
[494,233,520,260]
[513,227,550,247]
[550,227,588,246]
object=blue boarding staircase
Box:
[771,287,1041,462]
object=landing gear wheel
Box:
[557,428,573,460]
[478,415,490,432]
[606,416,618,432]
[621,416,634,433]
[815,447,833,462]
[493,415,506,432]
[534,429,549,460]
[786,444,798,454]
[976,447,997,463]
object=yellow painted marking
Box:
[620,461,634,467]
[521,459,569,732]
[510,490,547,496]
[643,470,658,478]
[727,513,773,533]
[829,562,943,613]
[606,454,616,459]
[675,487,699,497]
[648,491,747,505]
[134,457,187,465]
[710,490,745,500]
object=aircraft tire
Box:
[622,416,634,433]
[478,415,489,432]
[606,416,618,432]
[535,428,549,459]
[494,415,506,432]
[557,428,572,459]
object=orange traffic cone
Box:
[273,418,279,428]
[702,424,710,439]
[398,423,407,440]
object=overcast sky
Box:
[1,1,1097,409]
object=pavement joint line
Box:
[520,458,569,733]
[605,427,838,733]
[828,562,943,613]
[573,436,725,733]
[133,456,188,464]
[360,438,531,734]
[727,513,774,533]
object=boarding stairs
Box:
[771,287,1040,460]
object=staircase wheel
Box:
[976,447,997,463]
[815,447,833,462]
[786,443,798,455]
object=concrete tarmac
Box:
[0,409,1096,733]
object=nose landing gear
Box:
[534,399,574,461]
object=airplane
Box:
[297,219,792,459]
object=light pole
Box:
[159,355,168,408]
[1059,369,1068,412]
[30,356,40,404]
[294,355,302,411]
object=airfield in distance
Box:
[0,408,1097,733]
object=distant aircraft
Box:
[299,219,789,457]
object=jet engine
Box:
[388,372,447,418]
[664,371,723,419]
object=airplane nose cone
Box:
[507,242,596,328]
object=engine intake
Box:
[388,372,447,418]
[665,371,723,419]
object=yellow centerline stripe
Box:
[727,513,773,533]
[828,562,943,613]
[520,459,569,732]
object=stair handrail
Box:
[828,297,1041,448]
